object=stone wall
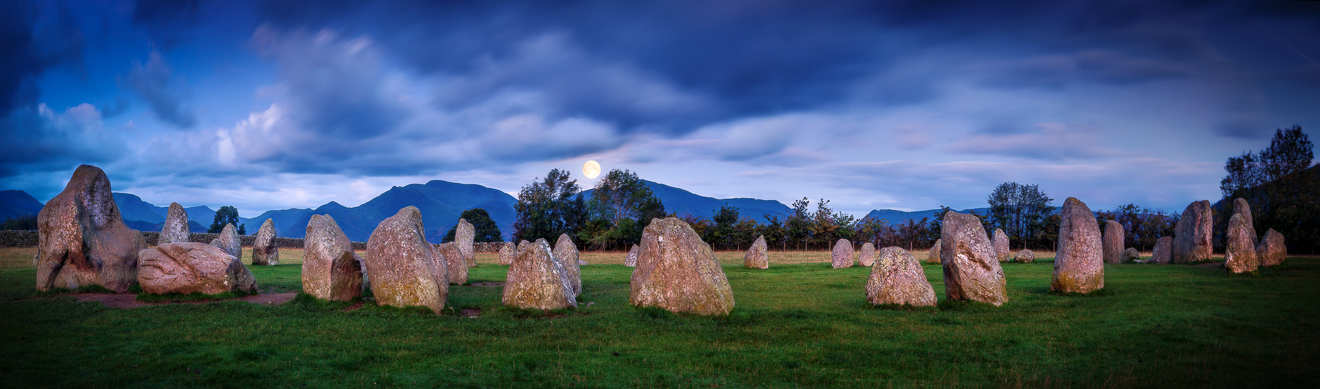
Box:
[0,230,39,247]
[1,230,367,250]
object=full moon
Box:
[583,160,601,179]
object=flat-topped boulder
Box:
[1103,220,1124,264]
[858,242,876,267]
[498,242,516,265]
[1151,236,1173,264]
[302,214,363,301]
[1172,200,1213,264]
[744,235,768,269]
[1224,213,1259,274]
[1014,250,1035,263]
[631,217,735,315]
[209,223,241,262]
[927,239,941,264]
[625,244,639,267]
[831,239,854,268]
[436,242,468,285]
[503,239,576,310]
[160,202,190,245]
[252,218,279,266]
[36,165,146,293]
[992,229,1010,262]
[865,247,936,307]
[1123,247,1140,261]
[1257,229,1287,267]
[939,211,1007,305]
[456,218,476,268]
[554,233,581,298]
[1052,197,1104,293]
[138,242,257,295]
[364,206,448,314]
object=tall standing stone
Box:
[503,239,576,310]
[1150,236,1173,264]
[436,242,468,285]
[1102,220,1125,264]
[630,217,735,315]
[1256,229,1287,267]
[831,239,854,268]
[160,202,190,245]
[858,242,877,267]
[1224,213,1259,274]
[1172,200,1213,264]
[364,206,448,314]
[1233,198,1258,247]
[992,229,1010,262]
[625,244,639,267]
[939,211,1008,305]
[456,218,476,268]
[36,165,146,293]
[1052,197,1104,293]
[865,247,937,307]
[252,219,279,266]
[302,214,363,301]
[744,235,768,269]
[554,233,581,298]
[498,242,517,266]
[926,239,941,264]
[138,242,257,295]
[209,223,241,262]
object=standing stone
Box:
[831,239,854,268]
[1150,236,1173,264]
[1014,250,1035,263]
[302,214,362,301]
[625,244,639,267]
[1256,229,1287,267]
[209,223,241,262]
[1052,197,1104,293]
[940,211,1008,305]
[436,242,468,285]
[1233,198,1258,247]
[456,218,476,268]
[503,239,576,310]
[926,239,941,264]
[364,206,448,314]
[1172,200,1213,264]
[554,233,581,298]
[252,219,279,266]
[1224,213,1259,274]
[858,242,877,267]
[36,165,146,293]
[498,242,517,266]
[631,217,735,315]
[865,247,937,307]
[1123,247,1140,261]
[160,202,190,245]
[992,229,1010,262]
[138,242,257,295]
[1103,220,1125,264]
[744,235,768,269]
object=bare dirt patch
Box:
[71,292,298,309]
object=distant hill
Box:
[111,193,229,228]
[582,180,792,222]
[0,190,44,220]
[864,207,991,225]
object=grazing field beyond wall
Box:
[2,247,1317,387]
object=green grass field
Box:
[2,247,1317,388]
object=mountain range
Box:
[4,180,985,242]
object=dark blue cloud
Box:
[0,1,83,116]
[131,0,201,48]
[123,51,196,128]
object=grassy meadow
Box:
[1,246,1317,388]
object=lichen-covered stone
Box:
[503,239,576,310]
[1172,200,1213,264]
[831,239,854,268]
[1233,198,1258,247]
[630,217,735,315]
[1014,250,1035,263]
[364,206,448,314]
[744,235,768,269]
[36,165,146,293]
[927,239,941,264]
[992,229,1010,262]
[1103,220,1125,264]
[1052,197,1104,293]
[498,241,516,266]
[138,242,257,295]
[1256,229,1287,267]
[1224,213,1259,274]
[252,219,279,265]
[1123,247,1140,261]
[436,242,468,285]
[1151,236,1173,264]
[858,242,876,267]
[160,202,190,245]
[209,223,241,262]
[302,214,362,301]
[625,244,639,267]
[456,218,476,268]
[865,247,936,307]
[939,211,1007,305]
[554,233,581,298]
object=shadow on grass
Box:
[288,293,360,311]
[33,284,118,297]
[136,289,256,302]
[1048,287,1114,298]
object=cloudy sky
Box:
[3,0,1319,218]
